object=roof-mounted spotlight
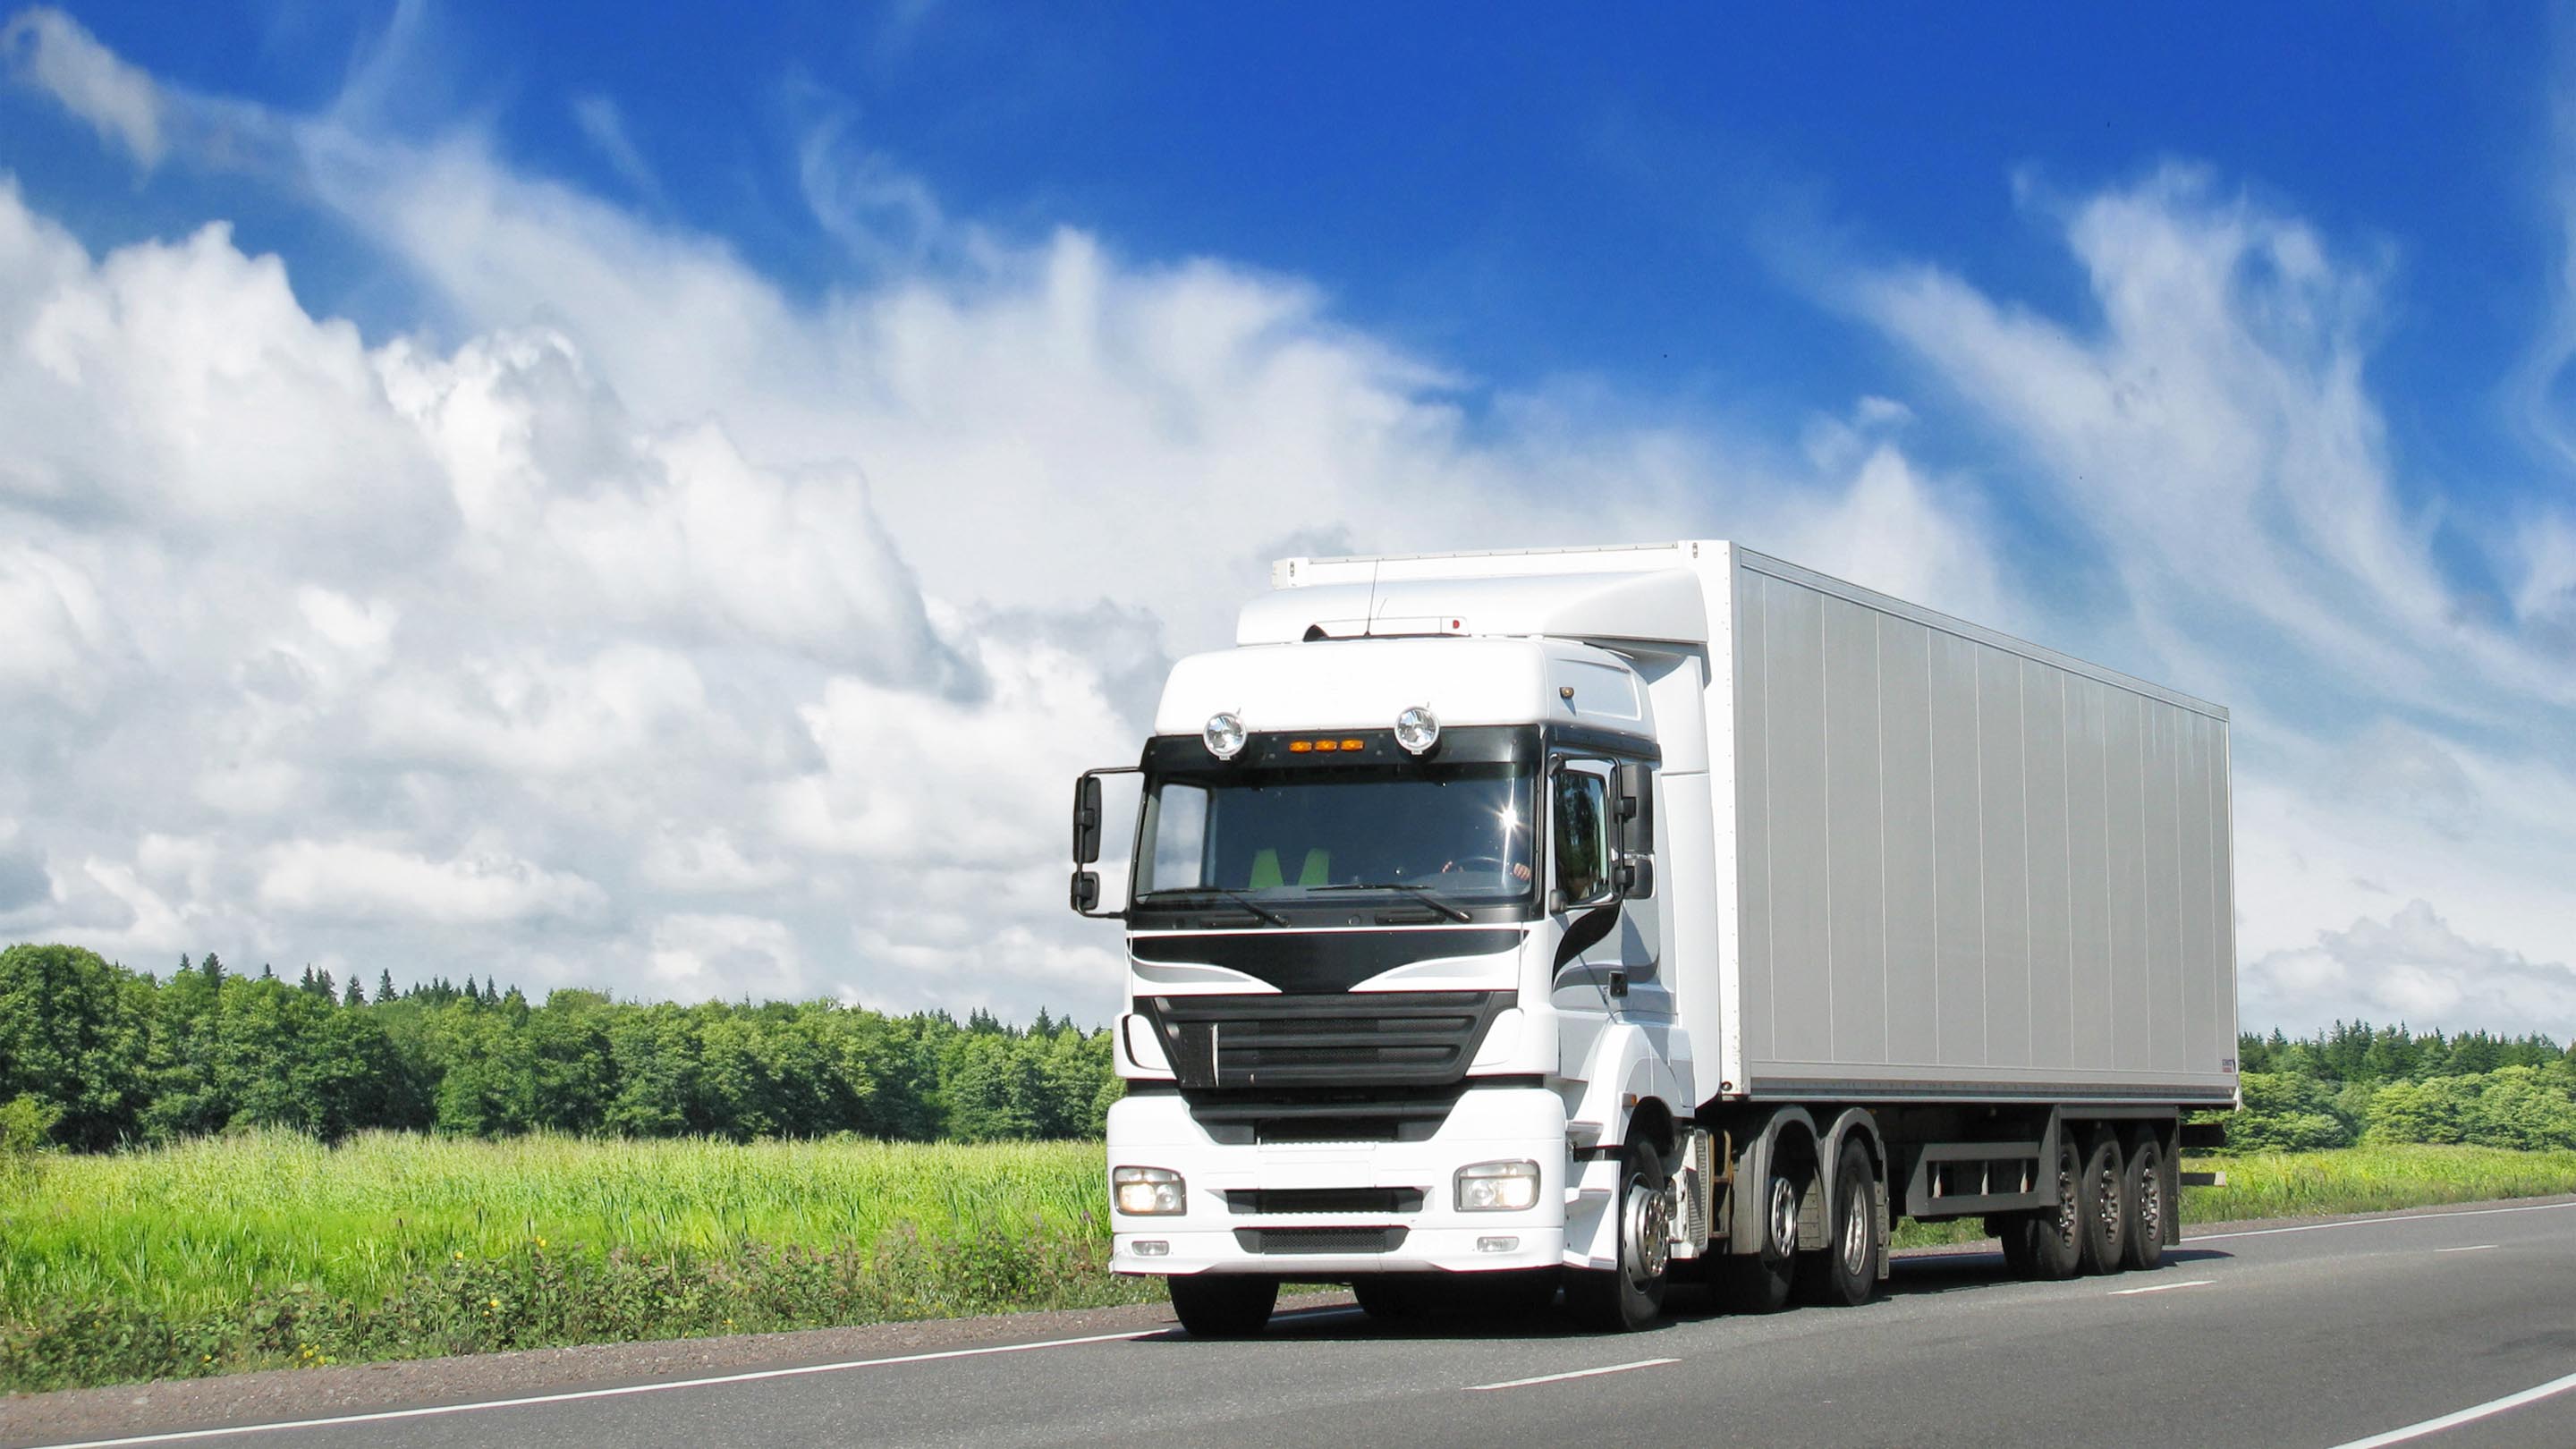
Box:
[1394,705,1440,755]
[1203,711,1247,759]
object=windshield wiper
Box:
[1140,887,1288,927]
[1309,881,1473,922]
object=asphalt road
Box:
[21,1199,2576,1449]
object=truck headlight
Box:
[1113,1165,1186,1216]
[1454,1160,1540,1212]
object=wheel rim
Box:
[1840,1177,1869,1278]
[2054,1158,2079,1247]
[1623,1176,1672,1286]
[2097,1162,2122,1244]
[1767,1174,1800,1256]
[2137,1162,2162,1246]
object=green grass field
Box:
[5,1135,2572,1394]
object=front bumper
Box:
[1106,1084,1572,1276]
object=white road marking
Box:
[2107,1278,2213,1295]
[15,1308,1369,1449]
[2321,1368,2576,1448]
[2183,1199,2576,1243]
[2431,1243,2496,1254]
[1466,1358,1679,1392]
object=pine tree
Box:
[200,953,224,990]
[377,970,397,1004]
[259,963,275,981]
[343,977,365,1007]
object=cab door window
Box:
[1551,766,1612,906]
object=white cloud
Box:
[1,7,162,167]
[2248,901,2576,1038]
[258,841,606,926]
[648,911,812,1000]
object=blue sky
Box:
[3,2,2574,1031]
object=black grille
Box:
[1138,991,1512,1090]
[1222,1188,1425,1216]
[1233,1226,1409,1255]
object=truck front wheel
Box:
[1168,1275,1279,1338]
[1564,1142,1671,1331]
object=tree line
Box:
[0,943,1120,1152]
[2226,1021,2576,1152]
[11,940,2576,1157]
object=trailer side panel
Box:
[1731,554,2234,1104]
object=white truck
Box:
[1070,541,2239,1334]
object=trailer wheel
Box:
[2077,1132,2126,1275]
[1718,1149,1806,1312]
[1802,1137,1878,1307]
[1168,1275,1279,1338]
[2025,1136,2084,1281]
[1564,1142,1671,1331]
[1987,1214,2035,1276]
[1352,1276,1427,1322]
[2122,1134,2165,1272]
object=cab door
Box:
[1546,755,1665,1080]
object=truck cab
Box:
[1074,556,1719,1334]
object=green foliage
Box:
[2219,1021,2576,1154]
[0,1131,1147,1392]
[1,1094,63,1154]
[0,941,1120,1151]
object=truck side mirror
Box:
[1615,761,1653,855]
[1073,775,1104,864]
[1071,869,1101,912]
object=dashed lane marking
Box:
[2107,1278,2214,1296]
[1466,1358,1680,1392]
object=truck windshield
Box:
[1135,764,1535,908]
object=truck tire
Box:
[2026,1136,2084,1281]
[1564,1142,1672,1331]
[1168,1275,1279,1337]
[1802,1137,1878,1307]
[2077,1131,2126,1275]
[1987,1214,2036,1276]
[1718,1149,1807,1312]
[1352,1275,1427,1321]
[2122,1134,2166,1271]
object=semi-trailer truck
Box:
[1069,540,2238,1335]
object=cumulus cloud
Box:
[2247,902,2576,1037]
[258,841,606,926]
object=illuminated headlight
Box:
[1454,1159,1540,1212]
[1113,1165,1186,1216]
[1394,705,1440,755]
[1203,712,1246,759]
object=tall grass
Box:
[1,1131,1109,1326]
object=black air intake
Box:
[1136,990,1513,1090]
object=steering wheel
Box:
[1440,855,1509,875]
